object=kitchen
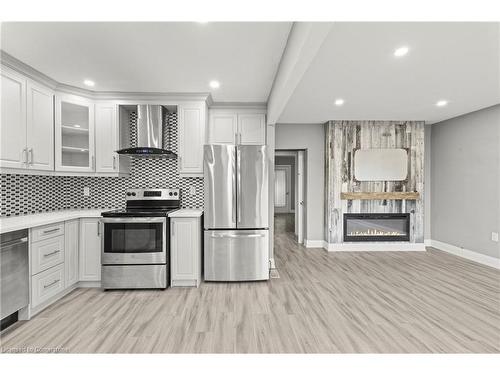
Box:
[1,17,499,367]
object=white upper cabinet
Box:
[1,67,27,169]
[238,113,266,145]
[208,112,238,144]
[95,103,119,173]
[55,94,95,172]
[1,67,55,171]
[178,102,206,176]
[26,81,54,171]
[208,109,266,146]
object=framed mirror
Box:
[353,148,408,181]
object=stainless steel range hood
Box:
[117,105,177,157]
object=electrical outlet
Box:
[189,186,196,196]
[83,187,90,197]
[492,232,499,242]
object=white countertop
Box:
[168,209,203,218]
[0,209,116,234]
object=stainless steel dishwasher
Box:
[1,229,29,330]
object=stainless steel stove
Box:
[100,189,180,289]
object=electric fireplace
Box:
[343,213,410,242]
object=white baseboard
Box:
[304,239,326,248]
[427,239,500,269]
[77,281,101,288]
[269,257,276,269]
[324,242,426,252]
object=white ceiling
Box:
[278,22,500,124]
[1,22,291,102]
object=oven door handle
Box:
[100,217,167,224]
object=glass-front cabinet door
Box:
[55,94,95,172]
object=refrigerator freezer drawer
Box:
[204,230,269,281]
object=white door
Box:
[95,103,118,173]
[26,81,54,171]
[79,218,101,281]
[178,102,206,176]
[65,220,79,287]
[55,94,95,172]
[1,67,27,169]
[208,112,237,144]
[274,166,291,213]
[297,151,305,244]
[238,113,265,145]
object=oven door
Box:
[101,217,167,265]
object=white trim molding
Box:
[304,239,326,248]
[324,242,426,252]
[427,240,500,269]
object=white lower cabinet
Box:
[31,263,65,308]
[79,218,101,282]
[31,235,65,275]
[170,215,202,287]
[28,217,101,316]
[65,220,79,287]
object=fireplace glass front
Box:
[343,213,410,242]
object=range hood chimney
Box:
[117,105,177,157]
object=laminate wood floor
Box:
[1,217,499,353]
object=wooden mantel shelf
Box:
[340,192,420,200]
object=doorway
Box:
[274,150,306,244]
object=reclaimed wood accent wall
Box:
[324,121,425,244]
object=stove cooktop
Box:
[101,208,179,218]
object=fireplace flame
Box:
[349,230,404,236]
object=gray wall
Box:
[424,125,432,240]
[275,155,296,210]
[431,105,500,259]
[275,123,324,241]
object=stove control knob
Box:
[132,192,136,196]
[169,192,173,196]
[174,192,178,196]
[127,192,131,196]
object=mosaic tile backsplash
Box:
[1,111,204,217]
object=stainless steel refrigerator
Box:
[204,144,269,281]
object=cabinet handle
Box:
[22,148,28,165]
[97,221,101,236]
[43,279,60,289]
[239,133,242,144]
[43,228,60,234]
[113,155,117,170]
[234,132,238,144]
[92,155,95,170]
[28,148,33,165]
[43,250,60,258]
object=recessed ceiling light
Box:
[209,80,220,89]
[436,100,448,107]
[334,98,345,106]
[394,46,409,57]
[83,79,95,87]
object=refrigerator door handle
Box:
[237,147,241,224]
[210,233,265,239]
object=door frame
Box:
[275,149,306,244]
[274,165,292,213]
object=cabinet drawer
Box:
[31,263,65,307]
[31,222,65,242]
[31,235,65,275]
